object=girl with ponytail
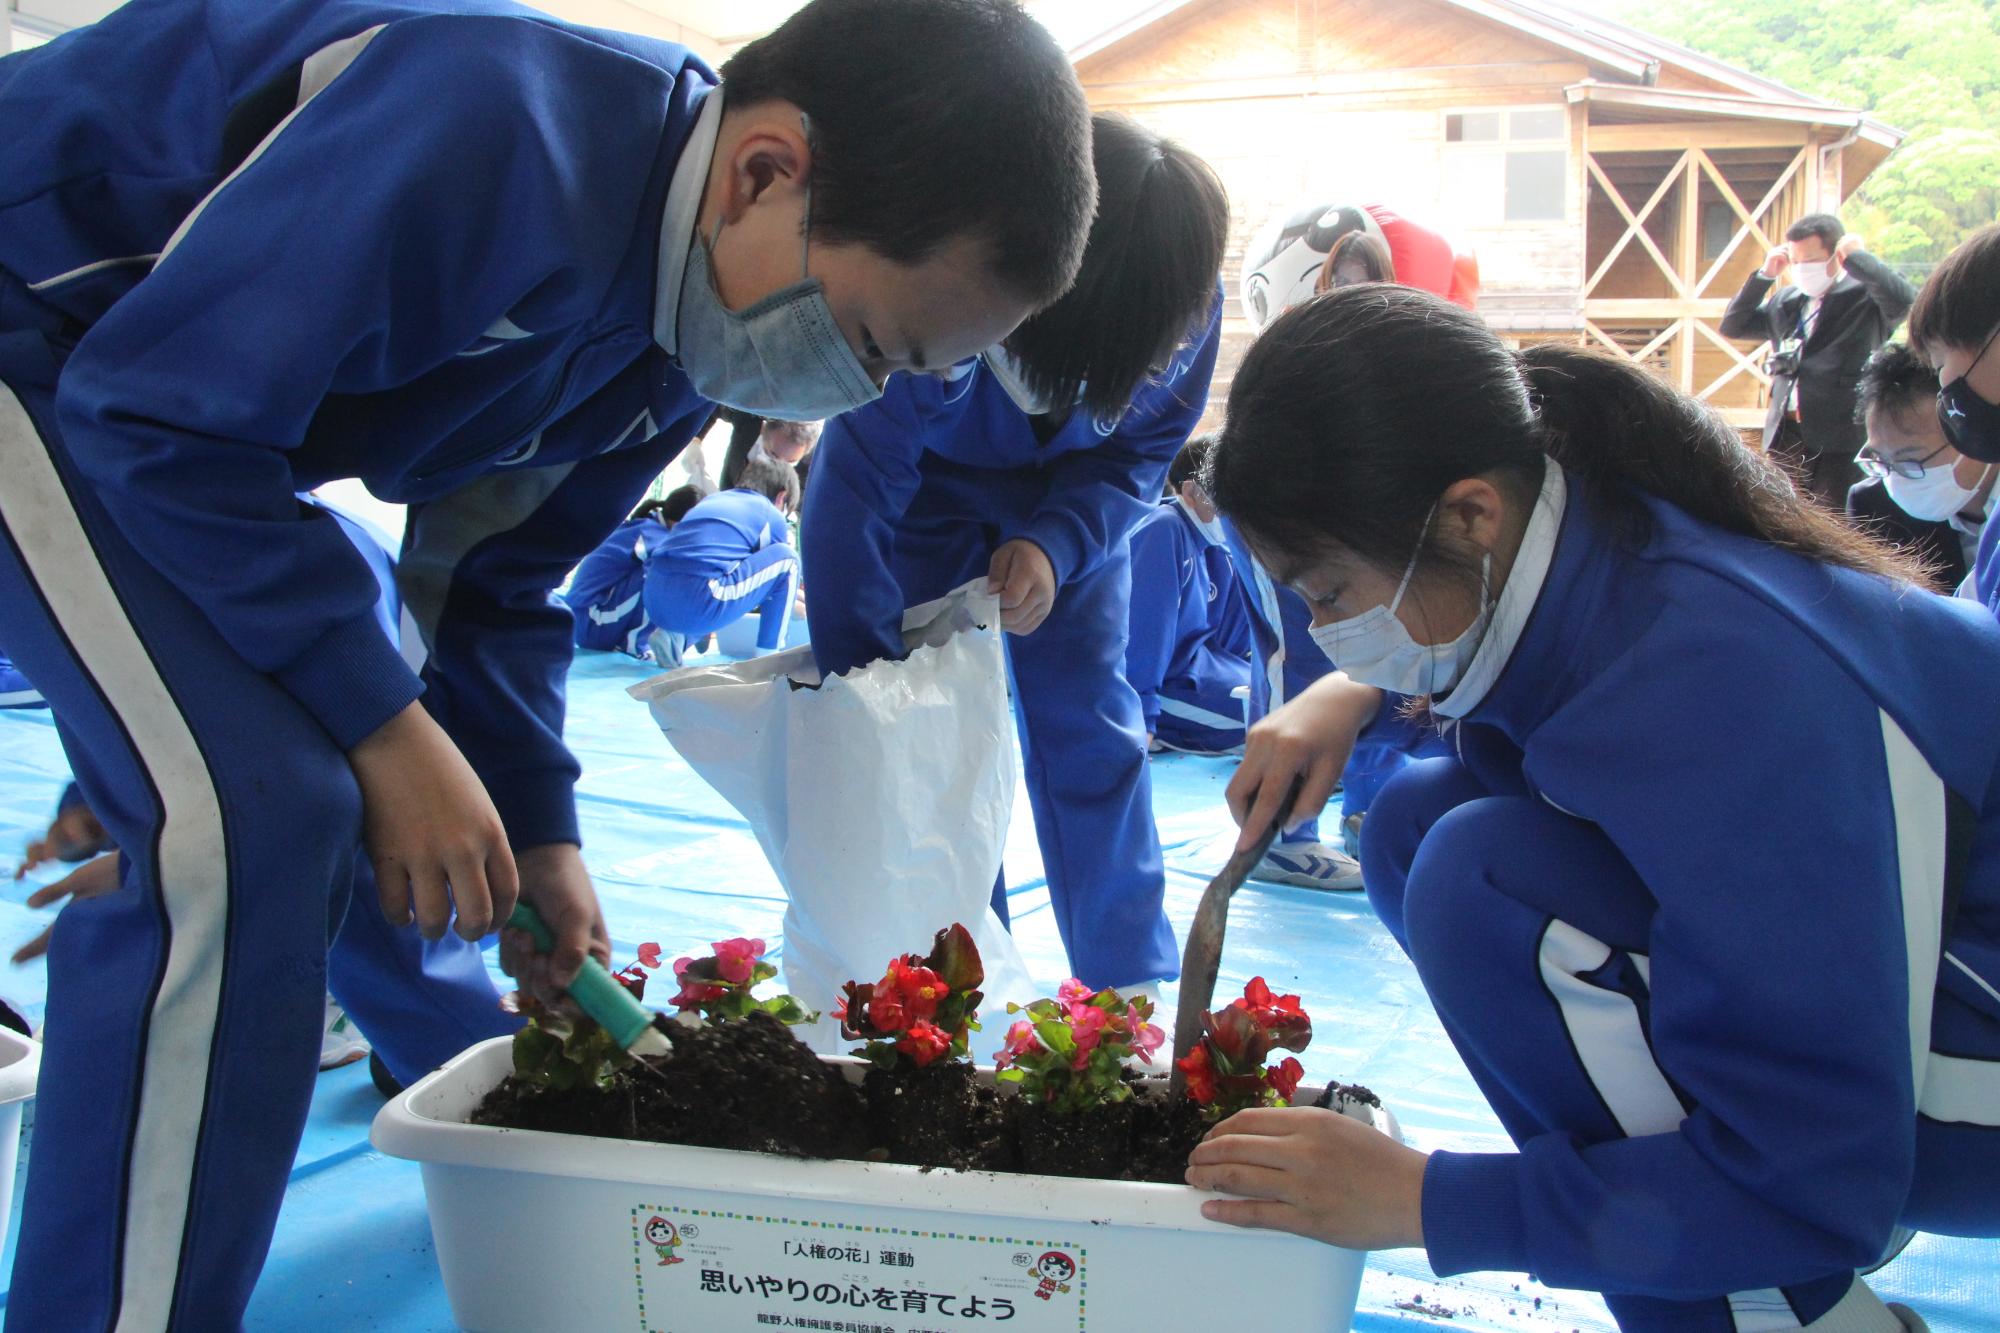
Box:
[1186,286,2000,1331]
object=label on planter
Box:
[629,1202,1087,1331]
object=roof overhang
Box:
[1568,81,1901,144]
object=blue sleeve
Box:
[402,424,704,850]
[1123,512,1182,731]
[802,377,948,676]
[1421,604,1923,1297]
[1011,301,1221,588]
[50,18,643,751]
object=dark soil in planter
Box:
[1127,1078,1211,1184]
[472,1019,1377,1186]
[864,1062,1015,1172]
[1015,1097,1134,1179]
[473,1012,867,1160]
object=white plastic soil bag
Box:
[629,580,1037,1052]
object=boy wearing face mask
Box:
[1721,213,1917,510]
[1909,223,2000,625]
[0,0,1095,1325]
[1849,343,1992,592]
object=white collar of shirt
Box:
[1172,495,1226,545]
[653,86,725,354]
[1433,457,1567,720]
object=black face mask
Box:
[1940,326,2000,463]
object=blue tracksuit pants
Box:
[0,321,511,1329]
[888,456,1175,989]
[643,542,798,651]
[1362,755,2000,1330]
[1152,643,1248,754]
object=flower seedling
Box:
[834,924,985,1070]
[667,936,816,1027]
[506,941,668,1091]
[1175,976,1312,1120]
[993,980,1166,1114]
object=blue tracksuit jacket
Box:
[1403,477,2000,1300]
[805,295,1223,677]
[1124,497,1251,744]
[0,0,718,848]
[564,516,673,652]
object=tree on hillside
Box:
[1601,0,2000,263]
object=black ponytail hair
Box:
[1003,114,1229,423]
[1207,284,1922,584]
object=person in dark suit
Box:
[1721,213,1917,509]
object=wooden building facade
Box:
[1071,0,1903,429]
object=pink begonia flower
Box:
[1067,1006,1109,1069]
[710,937,766,985]
[994,1019,1038,1069]
[1127,1010,1166,1063]
[636,942,664,970]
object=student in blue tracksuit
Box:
[564,485,701,657]
[0,1,1095,1324]
[12,494,518,1081]
[645,456,800,666]
[1124,434,1253,754]
[1191,286,2000,1332]
[806,114,1230,991]
[1908,224,2000,621]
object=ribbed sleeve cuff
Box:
[1014,521,1082,591]
[275,612,425,751]
[1422,1151,1529,1279]
[489,772,581,852]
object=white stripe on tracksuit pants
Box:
[0,341,366,1328]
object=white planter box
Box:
[373,1036,1392,1333]
[0,1027,40,1254]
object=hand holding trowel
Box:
[507,901,675,1083]
[1169,775,1305,1098]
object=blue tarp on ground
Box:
[0,651,1992,1330]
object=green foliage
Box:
[1603,0,2000,262]
[511,1012,633,1092]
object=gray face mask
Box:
[675,184,882,422]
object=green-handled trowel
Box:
[507,902,675,1069]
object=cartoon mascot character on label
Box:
[1031,1251,1075,1301]
[645,1215,683,1266]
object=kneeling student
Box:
[1196,285,2000,1332]
[564,485,702,658]
[644,457,799,666]
[1124,434,1253,754]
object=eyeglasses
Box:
[1856,442,1953,480]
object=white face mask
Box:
[1307,526,1493,696]
[1885,460,1990,522]
[1792,260,1837,300]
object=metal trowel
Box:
[506,902,675,1078]
[1168,776,1305,1098]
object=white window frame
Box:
[1441,105,1571,227]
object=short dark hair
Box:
[1855,343,1941,426]
[1910,223,2000,358]
[721,0,1094,307]
[1785,213,1844,249]
[737,455,800,506]
[1168,433,1215,493]
[631,484,704,524]
[1003,114,1230,421]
